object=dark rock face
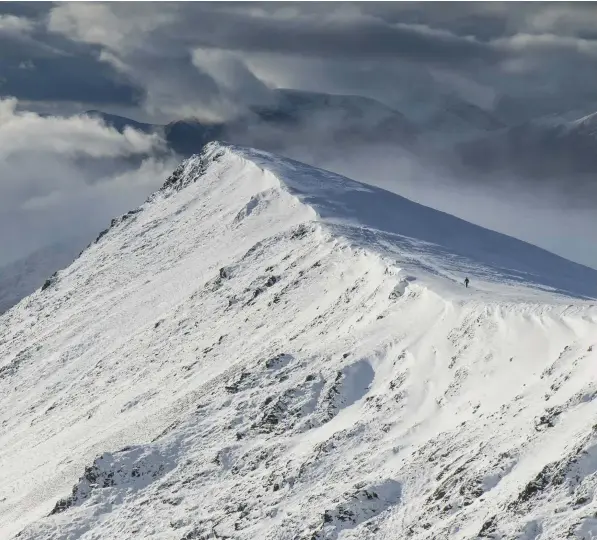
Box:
[160,162,187,193]
[160,145,226,195]
[265,353,293,370]
[478,515,498,537]
[41,272,58,291]
[311,480,402,539]
[94,227,110,244]
[0,347,34,380]
[225,371,252,394]
[50,446,173,515]
[93,207,143,246]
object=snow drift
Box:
[1,142,597,540]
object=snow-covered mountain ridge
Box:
[1,143,597,539]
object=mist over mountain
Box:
[452,114,597,204]
[85,87,597,212]
[86,88,419,157]
[81,84,597,271]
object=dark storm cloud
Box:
[0,2,53,18]
[0,2,596,268]
[49,2,505,64]
[32,2,597,120]
[34,2,512,120]
[185,9,502,64]
[0,55,141,105]
[0,3,141,109]
[2,1,596,119]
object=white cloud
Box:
[0,97,164,159]
[0,14,35,35]
[493,33,597,58]
[0,98,175,265]
[47,3,152,51]
[48,3,254,122]
[18,60,35,70]
[191,48,274,109]
[21,157,176,211]
[526,6,597,35]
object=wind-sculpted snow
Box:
[238,145,597,300]
[1,142,597,539]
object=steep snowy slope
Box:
[1,143,597,540]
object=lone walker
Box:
[464,277,470,288]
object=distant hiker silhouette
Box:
[464,277,470,288]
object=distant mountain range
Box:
[87,89,597,193]
[87,89,421,158]
[87,88,513,155]
[454,113,597,184]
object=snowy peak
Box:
[2,144,597,540]
[156,142,597,300]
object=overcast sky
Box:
[4,2,597,121]
[1,2,596,268]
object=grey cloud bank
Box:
[0,1,596,270]
[0,98,176,265]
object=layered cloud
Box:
[0,2,596,268]
[0,97,176,265]
[0,2,594,122]
[0,97,161,157]
[0,13,34,34]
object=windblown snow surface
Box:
[2,142,597,540]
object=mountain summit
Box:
[2,143,597,539]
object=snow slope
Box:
[1,143,597,540]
